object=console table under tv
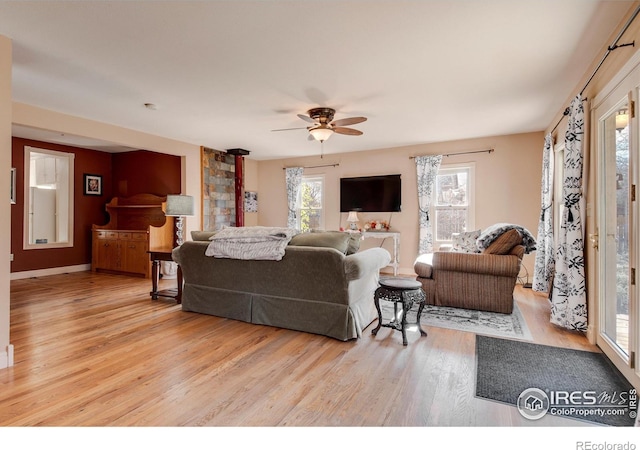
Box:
[356,231,400,276]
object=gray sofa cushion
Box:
[312,230,361,255]
[289,231,353,254]
[191,230,218,241]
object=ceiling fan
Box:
[273,107,367,142]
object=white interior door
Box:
[594,62,639,389]
[30,187,56,244]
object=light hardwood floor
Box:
[1,271,599,427]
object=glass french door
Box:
[595,65,639,388]
[599,98,631,356]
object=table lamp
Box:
[347,210,360,231]
[165,194,195,246]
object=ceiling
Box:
[0,1,636,160]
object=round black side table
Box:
[372,277,428,346]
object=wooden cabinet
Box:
[92,194,174,278]
[94,230,119,271]
[120,232,150,275]
[93,230,150,276]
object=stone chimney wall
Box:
[202,147,236,230]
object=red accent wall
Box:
[11,138,113,272]
[111,150,181,198]
[10,140,181,274]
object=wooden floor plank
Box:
[1,272,600,426]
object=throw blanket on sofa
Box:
[205,226,297,261]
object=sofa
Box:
[172,230,391,341]
[414,225,533,314]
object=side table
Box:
[148,247,182,304]
[372,277,427,345]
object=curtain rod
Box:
[550,4,640,134]
[282,163,339,170]
[410,148,494,159]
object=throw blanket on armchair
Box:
[205,226,297,260]
[476,223,537,254]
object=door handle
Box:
[589,232,599,250]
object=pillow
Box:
[450,229,481,253]
[476,223,536,254]
[311,229,361,255]
[191,230,218,241]
[483,228,522,255]
[289,231,351,254]
[345,233,361,255]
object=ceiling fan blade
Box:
[333,127,363,136]
[331,117,367,127]
[297,113,316,124]
[271,127,308,132]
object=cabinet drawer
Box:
[118,232,132,240]
[131,232,148,241]
[96,231,119,239]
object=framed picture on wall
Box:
[10,168,16,204]
[84,174,102,196]
[244,191,258,212]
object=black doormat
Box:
[475,335,637,426]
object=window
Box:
[23,146,75,249]
[432,163,475,244]
[297,175,324,232]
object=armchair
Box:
[414,228,525,314]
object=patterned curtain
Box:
[532,133,555,292]
[415,155,443,254]
[550,96,587,331]
[285,167,304,229]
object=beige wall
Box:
[0,35,12,368]
[256,131,543,277]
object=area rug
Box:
[380,302,533,341]
[475,335,636,426]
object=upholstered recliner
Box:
[414,228,526,314]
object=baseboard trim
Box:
[10,264,91,280]
[380,268,416,277]
[0,344,14,369]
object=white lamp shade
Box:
[165,194,194,217]
[347,211,359,222]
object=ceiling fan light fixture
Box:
[309,127,333,142]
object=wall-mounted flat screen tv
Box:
[340,174,401,212]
